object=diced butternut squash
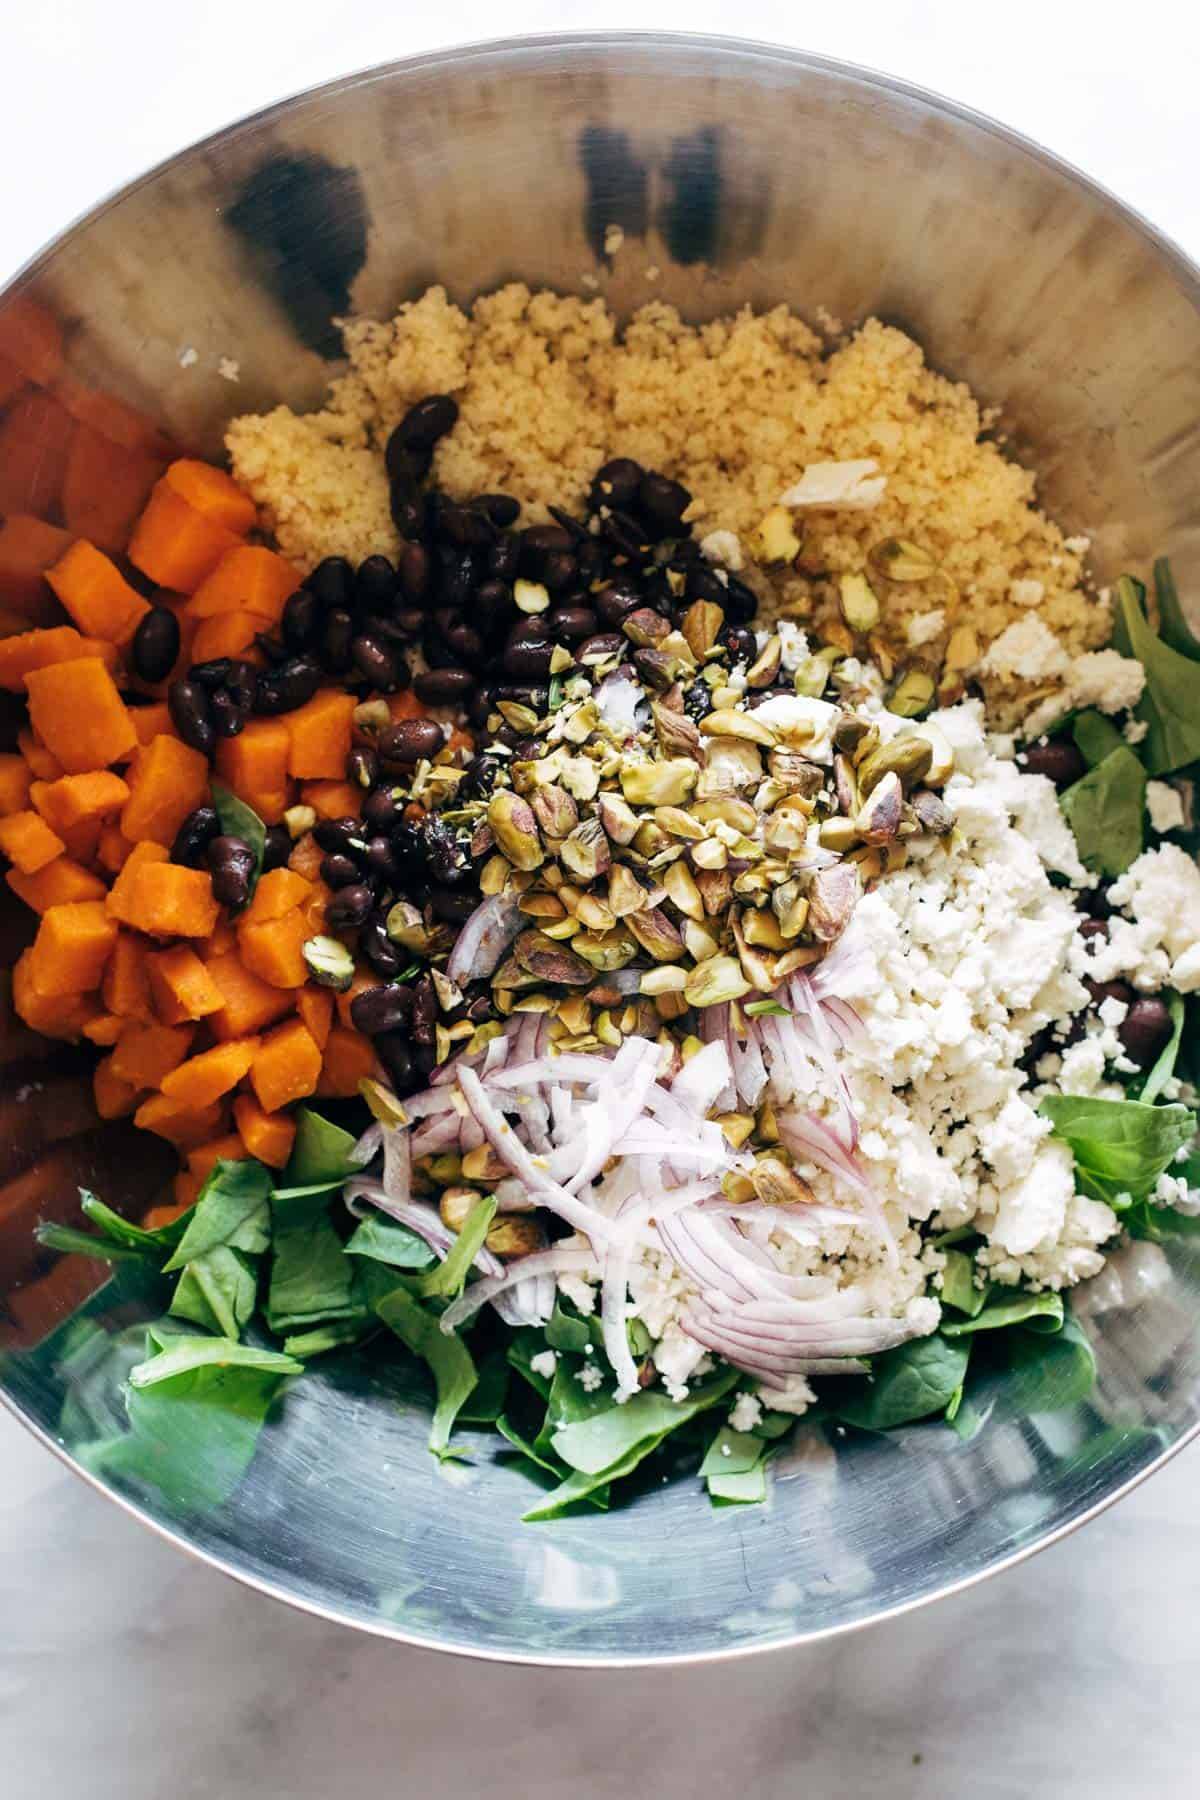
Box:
[0,389,75,517]
[0,754,32,816]
[301,880,330,935]
[318,1024,377,1097]
[11,949,96,1040]
[25,657,136,772]
[241,866,312,926]
[286,690,356,780]
[0,515,75,620]
[188,545,297,623]
[287,832,324,882]
[60,426,163,556]
[0,294,64,385]
[105,840,169,924]
[160,1037,259,1108]
[162,460,256,534]
[214,717,291,823]
[101,931,153,1021]
[295,985,334,1051]
[133,1091,224,1150]
[46,539,149,644]
[237,908,310,989]
[121,862,219,938]
[28,779,100,863]
[97,826,133,875]
[35,770,130,833]
[119,733,208,846]
[146,945,223,1024]
[129,701,174,745]
[16,733,62,785]
[206,918,237,957]
[233,1093,296,1169]
[93,1057,140,1118]
[109,1020,194,1089]
[27,900,117,995]
[8,856,105,913]
[0,811,64,873]
[128,479,241,592]
[204,951,295,1040]
[82,1012,126,1047]
[300,779,360,819]
[189,610,272,665]
[0,625,119,693]
[251,1018,322,1113]
[185,1134,248,1182]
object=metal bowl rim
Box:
[3,27,1198,1668]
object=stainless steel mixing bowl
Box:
[1,33,1198,1666]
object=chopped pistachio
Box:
[484,1216,543,1259]
[770,878,810,940]
[910,789,955,835]
[640,964,688,994]
[514,578,550,614]
[430,968,464,1012]
[518,890,567,920]
[694,867,733,916]
[284,804,318,840]
[684,955,752,1008]
[700,708,778,747]
[694,797,757,832]
[654,805,706,840]
[684,919,721,963]
[626,906,686,962]
[623,607,670,648]
[818,814,862,851]
[576,893,616,932]
[690,837,728,871]
[869,537,937,583]
[572,929,638,971]
[358,1078,409,1127]
[741,907,787,950]
[594,1009,623,1049]
[838,571,881,633]
[909,720,955,785]
[856,770,904,844]
[511,992,557,1014]
[596,790,639,844]
[434,1023,454,1065]
[497,700,540,733]
[487,791,545,870]
[793,648,840,697]
[857,734,934,795]
[651,703,705,762]
[807,862,861,942]
[888,665,937,718]
[750,1159,815,1206]
[664,859,705,921]
[715,1112,756,1149]
[752,505,802,564]
[654,989,689,1022]
[745,636,782,689]
[384,901,435,953]
[774,943,825,978]
[766,749,824,796]
[680,599,725,660]
[513,929,594,986]
[607,863,649,917]
[559,756,601,803]
[462,1143,509,1182]
[620,759,698,806]
[353,698,392,737]
[438,1187,480,1233]
[732,913,777,993]
[561,816,612,882]
[944,623,979,672]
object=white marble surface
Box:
[3,2,1200,1792]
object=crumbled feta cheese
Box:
[776,619,810,672]
[699,529,744,571]
[778,459,886,511]
[750,693,840,761]
[1123,717,1149,745]
[730,1393,763,1432]
[1067,649,1146,715]
[1008,578,1045,609]
[981,617,1071,683]
[1146,780,1185,835]
[578,1362,604,1392]
[1064,535,1091,555]
[1084,845,1200,990]
[529,1350,558,1380]
[761,1376,816,1415]
[906,608,945,647]
[1171,942,1200,994]
[1097,994,1129,1030]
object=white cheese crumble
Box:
[778,459,886,511]
[906,608,946,647]
[1008,578,1045,609]
[1066,649,1146,715]
[981,617,1071,683]
[529,1350,558,1380]
[578,1362,604,1392]
[1080,845,1200,992]
[1146,780,1185,834]
[729,1393,764,1432]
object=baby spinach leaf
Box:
[941,1288,1063,1338]
[170,1246,258,1339]
[110,1358,293,1511]
[266,1219,360,1334]
[534,1355,614,1459]
[1153,558,1200,662]
[1001,1314,1096,1414]
[832,1333,970,1430]
[1121,1195,1200,1242]
[1041,1093,1196,1197]
[210,780,266,902]
[129,1335,302,1387]
[456,1351,509,1424]
[700,1427,771,1506]
[544,1298,594,1354]
[37,1190,197,1263]
[550,1367,740,1475]
[344,1213,436,1270]
[750,1409,796,1440]
[163,1160,272,1272]
[283,1319,372,1359]
[1138,991,1186,1105]
[522,1464,619,1521]
[940,1247,988,1317]
[495,1415,568,1479]
[374,1286,478,1460]
[1118,576,1200,775]
[36,1222,157,1263]
[1059,746,1146,876]
[506,1328,556,1399]
[414,1195,496,1301]
[1071,709,1125,768]
[284,1107,360,1193]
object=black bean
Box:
[306,557,354,612]
[410,973,438,1044]
[395,607,426,637]
[473,493,521,528]
[354,555,398,616]
[576,539,605,585]
[365,835,401,882]
[601,510,651,557]
[327,883,374,930]
[323,852,364,890]
[313,817,363,854]
[170,804,220,867]
[1078,918,1109,951]
[432,606,462,638]
[385,425,431,485]
[722,577,759,624]
[346,746,379,791]
[321,608,354,674]
[1119,996,1175,1069]
[412,1041,438,1081]
[380,719,444,765]
[262,824,292,873]
[281,587,321,653]
[461,754,500,800]
[351,634,399,690]
[521,525,576,570]
[397,394,459,453]
[168,679,214,755]
[423,816,471,886]
[439,502,495,549]
[590,457,643,512]
[375,1029,415,1093]
[541,550,577,593]
[547,505,588,542]
[414,666,476,704]
[399,542,432,604]
[1023,738,1088,788]
[595,579,642,628]
[210,687,248,738]
[362,788,402,834]
[474,579,515,635]
[1085,977,1137,1010]
[255,632,290,665]
[468,685,496,729]
[496,683,550,709]
[549,605,599,644]
[360,913,403,978]
[430,885,478,925]
[189,658,233,690]
[390,479,425,542]
[351,984,416,1037]
[488,536,521,581]
[502,633,553,678]
[390,820,427,874]
[686,564,728,606]
[574,632,624,666]
[254,656,322,715]
[637,470,691,535]
[438,547,478,609]
[131,607,180,684]
[683,682,713,724]
[723,625,758,664]
[444,621,485,666]
[207,834,256,911]
[226,661,258,713]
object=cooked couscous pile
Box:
[227,285,1108,692]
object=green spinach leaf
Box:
[940,1247,988,1317]
[210,781,266,903]
[169,1246,258,1339]
[506,1328,556,1400]
[283,1108,360,1194]
[344,1213,436,1270]
[456,1351,509,1424]
[414,1195,496,1300]
[700,1427,771,1506]
[941,1288,1063,1337]
[1001,1315,1096,1414]
[37,1189,196,1263]
[1072,709,1125,768]
[1118,576,1200,775]
[129,1335,301,1387]
[550,1367,740,1475]
[1059,746,1146,876]
[163,1159,272,1272]
[266,1219,360,1333]
[544,1298,594,1354]
[1041,1093,1195,1198]
[1153,558,1200,662]
[103,1359,293,1511]
[832,1333,970,1430]
[374,1286,478,1460]
[283,1319,372,1359]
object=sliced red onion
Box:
[564,1037,662,1195]
[351,1121,383,1167]
[670,1040,732,1116]
[456,1066,619,1243]
[381,1124,413,1206]
[601,1228,639,1401]
[445,893,524,986]
[409,1111,464,1157]
[439,1245,599,1332]
[489,1054,615,1090]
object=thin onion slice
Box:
[439,1246,599,1333]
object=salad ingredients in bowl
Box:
[12,282,1199,1521]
